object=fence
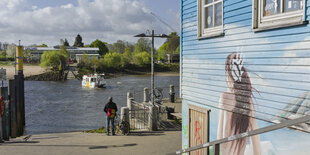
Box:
[169,115,310,155]
[129,101,150,130]
[121,85,179,133]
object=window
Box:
[253,0,306,30]
[198,0,223,38]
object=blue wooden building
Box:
[180,0,310,154]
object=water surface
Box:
[25,75,179,134]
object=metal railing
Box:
[169,115,310,155]
[129,101,150,130]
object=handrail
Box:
[169,115,310,155]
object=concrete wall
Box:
[181,0,310,154]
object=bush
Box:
[133,51,151,67]
[40,50,68,70]
[0,56,14,61]
[103,52,122,69]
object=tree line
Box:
[0,32,180,73]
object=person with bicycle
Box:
[104,97,117,136]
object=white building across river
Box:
[24,46,99,62]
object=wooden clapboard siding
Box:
[181,0,310,153]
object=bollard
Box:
[127,92,133,110]
[148,106,158,131]
[169,85,175,103]
[127,98,133,111]
[121,107,129,125]
[143,87,149,103]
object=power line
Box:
[149,12,177,32]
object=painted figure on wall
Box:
[217,53,261,155]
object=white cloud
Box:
[0,0,173,46]
[283,36,310,58]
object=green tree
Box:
[110,40,126,54]
[103,52,122,68]
[24,50,31,59]
[174,45,180,54]
[64,39,70,46]
[80,53,91,67]
[40,50,68,70]
[121,47,133,67]
[134,38,151,53]
[166,32,179,52]
[60,45,70,57]
[133,51,151,67]
[90,39,109,56]
[0,50,6,57]
[5,44,16,57]
[157,42,168,61]
[73,34,84,47]
[158,32,180,63]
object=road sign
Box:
[0,68,6,81]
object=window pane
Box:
[284,0,303,12]
[215,2,222,26]
[264,0,281,16]
[205,0,213,5]
[205,6,213,28]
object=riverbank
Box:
[0,66,48,79]
[0,131,181,155]
[105,71,179,79]
[0,65,179,81]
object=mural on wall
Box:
[181,0,310,153]
[218,53,260,155]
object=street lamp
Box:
[134,30,169,106]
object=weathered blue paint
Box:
[181,0,310,154]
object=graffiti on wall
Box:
[194,120,202,146]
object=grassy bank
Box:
[78,63,180,78]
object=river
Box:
[25,75,179,134]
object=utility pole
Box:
[134,30,169,131]
[151,30,155,106]
[134,30,169,106]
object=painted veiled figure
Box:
[217,53,261,155]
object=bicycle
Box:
[115,113,130,135]
[149,87,163,103]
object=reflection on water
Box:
[25,75,179,134]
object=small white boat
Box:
[82,74,106,88]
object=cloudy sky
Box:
[0,0,180,47]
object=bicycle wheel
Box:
[120,121,130,135]
[149,88,163,101]
[154,88,163,100]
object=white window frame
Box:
[198,0,224,39]
[253,0,306,31]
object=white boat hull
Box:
[82,74,106,88]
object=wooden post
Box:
[20,74,25,129]
[213,144,220,155]
[9,80,16,138]
[143,87,149,103]
[169,85,175,103]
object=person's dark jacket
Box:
[104,101,117,113]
